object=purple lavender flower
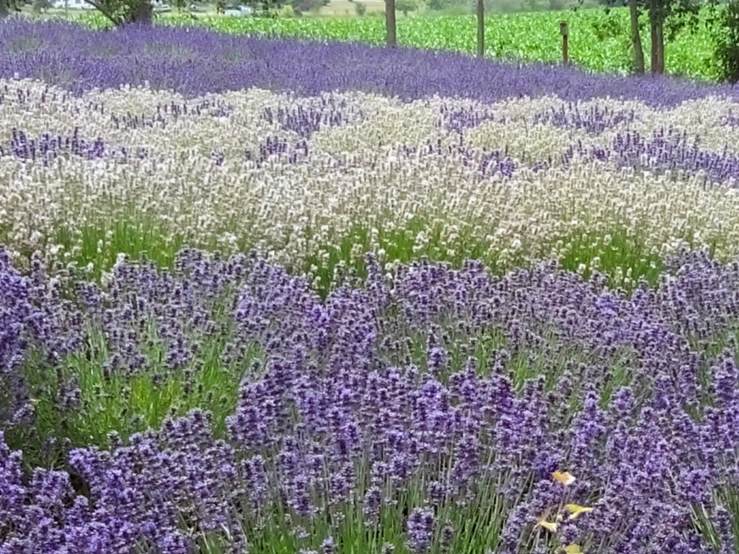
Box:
[406,507,435,554]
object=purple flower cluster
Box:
[0,249,80,431]
[243,135,310,166]
[533,103,636,134]
[562,128,739,186]
[392,140,518,179]
[1,249,739,552]
[0,19,734,105]
[721,113,739,127]
[1,128,148,162]
[439,104,496,133]
[261,96,362,139]
[108,98,235,131]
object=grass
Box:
[27,217,673,295]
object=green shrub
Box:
[396,0,419,15]
[715,0,739,83]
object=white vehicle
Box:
[51,0,96,10]
[224,5,252,15]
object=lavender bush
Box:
[2,248,739,553]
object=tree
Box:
[715,0,739,82]
[648,0,666,73]
[629,0,646,73]
[395,0,416,15]
[594,0,699,75]
[646,0,699,75]
[82,0,155,26]
[583,0,643,72]
[477,0,484,57]
[386,0,397,46]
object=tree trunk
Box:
[385,0,396,47]
[648,0,665,75]
[130,1,153,24]
[628,0,645,74]
[656,17,665,74]
[649,12,658,74]
[476,0,484,58]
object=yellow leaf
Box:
[535,511,558,533]
[565,504,594,519]
[552,471,576,485]
[564,545,584,554]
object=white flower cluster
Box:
[2,78,739,284]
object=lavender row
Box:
[0,19,735,106]
[3,80,739,287]
[8,122,739,187]
[3,247,739,552]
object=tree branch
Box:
[82,0,122,26]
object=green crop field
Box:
[68,7,722,80]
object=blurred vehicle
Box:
[224,4,252,15]
[50,0,95,10]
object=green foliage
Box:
[714,0,739,82]
[557,228,664,287]
[590,6,628,39]
[426,0,448,10]
[239,0,326,18]
[32,0,52,12]
[396,0,418,14]
[0,0,22,16]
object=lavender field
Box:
[4,18,739,554]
